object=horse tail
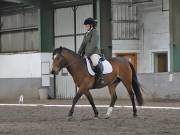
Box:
[129,62,144,106]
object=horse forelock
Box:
[53,47,62,56]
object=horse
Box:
[51,47,143,119]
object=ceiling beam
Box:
[2,0,21,3]
[52,0,91,8]
[2,0,41,6]
[16,0,40,6]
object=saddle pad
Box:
[85,58,113,76]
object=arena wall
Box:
[91,73,180,100]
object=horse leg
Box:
[123,81,137,117]
[129,91,137,117]
[84,91,99,118]
[68,90,83,119]
[106,83,118,119]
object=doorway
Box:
[154,52,168,72]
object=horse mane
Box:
[62,47,79,57]
[53,46,82,60]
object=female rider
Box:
[78,17,105,84]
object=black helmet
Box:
[83,17,97,26]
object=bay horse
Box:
[51,47,143,119]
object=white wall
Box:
[112,40,140,53]
[0,52,54,99]
[112,0,170,73]
[0,52,53,79]
[138,1,170,73]
[0,53,41,78]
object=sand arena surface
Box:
[0,99,180,135]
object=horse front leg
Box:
[84,91,99,119]
[68,90,83,120]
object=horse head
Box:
[51,46,67,74]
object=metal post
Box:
[52,8,56,99]
[0,15,1,52]
[73,6,77,53]
[72,6,78,94]
[53,74,56,98]
[97,0,112,58]
[93,0,97,19]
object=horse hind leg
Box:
[106,81,119,119]
[122,80,137,117]
[129,90,137,117]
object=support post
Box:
[169,0,180,72]
[94,0,112,58]
[39,0,54,52]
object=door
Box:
[54,5,93,99]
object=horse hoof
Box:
[105,114,111,119]
[133,113,137,117]
[105,115,110,119]
[94,116,99,120]
[67,116,73,121]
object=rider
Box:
[78,17,105,84]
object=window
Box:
[112,0,139,40]
[154,52,168,72]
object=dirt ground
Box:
[0,99,180,135]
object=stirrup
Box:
[96,76,106,85]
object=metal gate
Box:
[54,4,93,99]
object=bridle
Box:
[53,52,80,69]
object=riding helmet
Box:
[83,17,97,26]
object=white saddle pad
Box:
[85,58,113,76]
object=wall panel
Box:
[0,8,39,52]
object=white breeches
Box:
[90,54,101,66]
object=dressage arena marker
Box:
[0,104,180,110]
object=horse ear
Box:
[59,46,63,50]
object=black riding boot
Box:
[94,62,106,85]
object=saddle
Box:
[85,56,112,76]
